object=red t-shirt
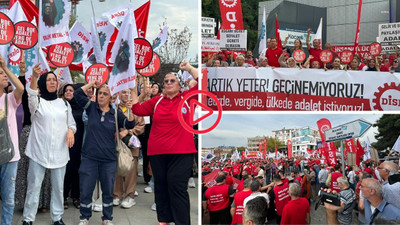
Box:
[282,178,289,184]
[380,65,390,72]
[132,83,198,156]
[308,47,323,68]
[330,172,342,193]
[237,179,245,192]
[226,175,233,186]
[223,167,232,174]
[232,165,240,175]
[265,47,283,67]
[273,183,290,216]
[245,59,257,67]
[205,184,231,211]
[281,197,310,224]
[364,167,373,175]
[231,190,252,224]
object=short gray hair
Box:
[244,197,268,225]
[382,162,399,176]
[243,178,252,188]
[337,176,349,187]
[289,183,301,197]
[364,178,383,197]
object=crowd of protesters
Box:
[0,53,198,225]
[202,28,400,74]
[201,152,400,225]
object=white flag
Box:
[25,48,50,87]
[102,4,129,30]
[91,17,115,65]
[314,17,323,49]
[55,67,73,84]
[203,151,216,163]
[91,18,105,65]
[69,21,92,64]
[39,0,70,47]
[109,4,138,95]
[153,25,168,52]
[392,135,400,153]
[258,7,267,56]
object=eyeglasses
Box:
[101,111,105,122]
[163,79,177,84]
[394,61,399,63]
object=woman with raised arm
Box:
[131,62,198,225]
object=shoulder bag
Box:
[114,108,134,176]
[0,94,15,165]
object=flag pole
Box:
[90,0,103,98]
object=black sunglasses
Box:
[163,79,177,84]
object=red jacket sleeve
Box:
[131,96,159,117]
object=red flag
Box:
[274,138,277,157]
[10,0,38,24]
[323,142,337,166]
[345,139,356,155]
[218,0,244,30]
[258,140,263,152]
[135,1,150,38]
[203,169,221,188]
[263,137,267,158]
[287,140,292,158]
[353,0,363,55]
[275,14,282,49]
[356,139,364,165]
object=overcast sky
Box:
[76,0,198,60]
[201,113,385,148]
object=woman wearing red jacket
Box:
[131,62,198,225]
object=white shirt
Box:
[25,88,76,169]
[257,168,265,177]
[347,171,356,184]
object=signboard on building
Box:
[220,29,247,51]
[201,17,216,38]
[278,27,315,47]
[201,38,220,52]
[378,22,400,54]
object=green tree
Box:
[372,114,400,150]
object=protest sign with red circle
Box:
[320,50,333,64]
[340,50,353,64]
[85,63,110,85]
[134,38,153,69]
[369,42,382,57]
[0,12,15,45]
[12,21,38,49]
[48,42,75,67]
[137,52,161,77]
[293,50,306,63]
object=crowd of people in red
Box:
[202,153,400,225]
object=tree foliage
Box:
[202,0,270,52]
[372,114,400,150]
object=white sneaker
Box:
[93,204,102,212]
[113,198,121,206]
[121,196,136,208]
[138,171,143,177]
[144,186,153,193]
[151,203,156,211]
[78,219,89,225]
[102,220,113,225]
[139,158,143,166]
[134,191,139,196]
[188,177,196,188]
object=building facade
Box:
[291,126,322,155]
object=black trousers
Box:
[150,153,194,225]
[209,207,231,224]
[139,124,152,183]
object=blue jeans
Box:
[0,161,18,225]
[23,159,66,222]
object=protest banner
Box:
[320,50,333,64]
[220,29,247,51]
[378,22,400,54]
[347,152,356,166]
[137,52,161,77]
[109,5,137,95]
[91,17,115,64]
[201,17,216,38]
[205,67,400,111]
[332,45,371,58]
[69,21,92,64]
[85,63,110,85]
[201,38,220,52]
[0,12,15,45]
[152,25,167,52]
[55,66,72,83]
[12,21,38,49]
[345,139,356,154]
[340,50,353,64]
[48,42,74,67]
[39,0,70,47]
[245,151,259,159]
[218,0,244,30]
[134,38,153,69]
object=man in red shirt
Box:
[272,174,290,224]
[265,38,283,67]
[278,170,289,184]
[327,164,342,193]
[230,178,252,225]
[376,55,390,72]
[306,28,323,68]
[281,183,310,224]
[203,175,235,224]
[232,162,241,179]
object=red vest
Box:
[273,183,290,216]
[205,184,231,211]
[232,165,240,175]
[330,172,342,193]
[231,190,252,224]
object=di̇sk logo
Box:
[177,90,222,134]
[371,82,400,111]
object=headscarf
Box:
[38,71,58,101]
[169,71,186,92]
